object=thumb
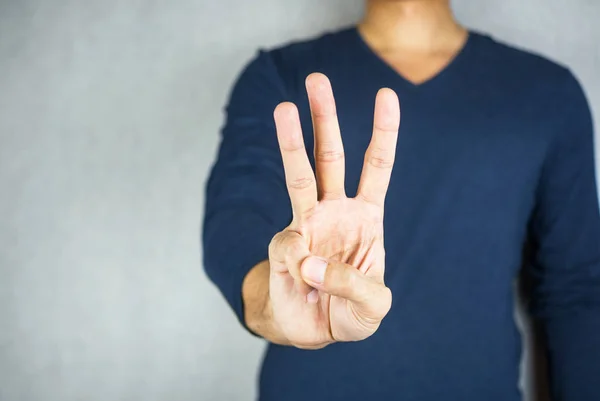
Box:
[300,256,392,319]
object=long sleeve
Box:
[526,72,600,400]
[202,51,292,331]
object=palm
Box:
[270,73,399,348]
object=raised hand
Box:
[266,73,400,349]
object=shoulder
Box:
[269,27,351,66]
[471,32,589,116]
[253,27,354,98]
[474,32,572,82]
[226,28,351,115]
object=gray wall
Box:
[0,1,598,400]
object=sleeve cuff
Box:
[202,209,279,336]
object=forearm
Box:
[542,307,600,401]
[242,259,290,345]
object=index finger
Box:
[274,102,318,218]
[356,88,400,207]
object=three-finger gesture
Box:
[268,73,400,348]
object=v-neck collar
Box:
[349,26,479,91]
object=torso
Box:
[257,26,574,401]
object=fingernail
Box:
[302,256,327,284]
[307,289,319,304]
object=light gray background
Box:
[0,1,598,400]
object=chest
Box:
[297,83,551,243]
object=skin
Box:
[360,0,468,84]
[242,0,467,349]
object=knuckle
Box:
[281,141,305,152]
[288,237,304,255]
[376,286,393,317]
[366,152,394,169]
[268,233,284,259]
[269,232,292,260]
[283,238,305,263]
[315,149,345,163]
[383,286,392,306]
[336,267,356,290]
[270,231,307,269]
[374,123,398,135]
[288,176,315,190]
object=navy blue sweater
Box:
[203,27,600,401]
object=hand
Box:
[267,73,400,349]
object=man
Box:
[203,0,600,400]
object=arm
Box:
[525,71,600,401]
[204,66,396,348]
[202,50,292,333]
